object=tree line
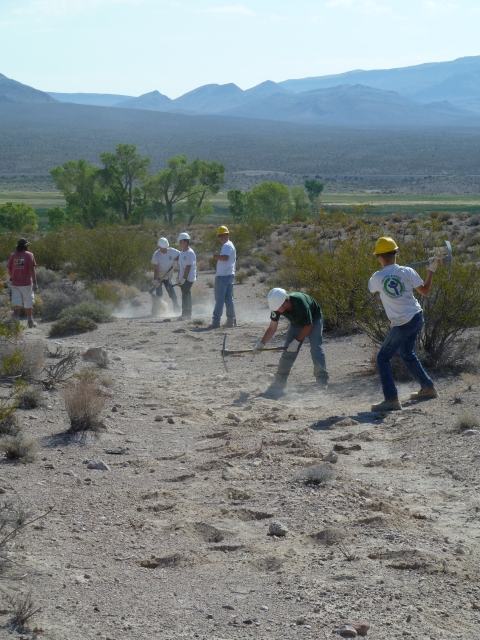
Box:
[0,143,324,231]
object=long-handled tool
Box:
[221,334,285,372]
[406,240,452,271]
[149,265,174,294]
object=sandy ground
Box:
[1,274,480,640]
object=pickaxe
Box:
[221,334,285,373]
[406,240,453,271]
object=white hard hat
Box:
[177,232,190,242]
[267,288,287,311]
[157,237,169,248]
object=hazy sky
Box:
[1,0,480,98]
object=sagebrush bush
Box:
[59,302,112,323]
[89,280,140,308]
[63,381,106,433]
[49,315,98,337]
[295,464,334,486]
[41,282,94,321]
[235,270,248,284]
[0,435,37,462]
[31,232,69,271]
[35,266,61,287]
[71,228,151,283]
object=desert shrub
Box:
[258,273,268,283]
[59,302,112,323]
[439,212,452,221]
[32,232,69,271]
[63,381,106,433]
[246,267,257,277]
[35,266,61,287]
[41,283,94,321]
[16,385,44,409]
[0,341,44,381]
[235,270,248,284]
[7,591,42,628]
[71,227,150,283]
[49,315,98,337]
[0,435,37,462]
[295,464,333,486]
[455,413,480,432]
[89,280,140,308]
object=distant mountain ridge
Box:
[0,73,56,104]
[5,54,480,127]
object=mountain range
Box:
[1,55,480,127]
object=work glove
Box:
[286,339,301,353]
[153,279,159,286]
[427,256,438,273]
[252,339,265,355]
[33,283,38,293]
[177,278,186,286]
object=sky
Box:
[1,0,480,98]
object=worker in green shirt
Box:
[253,287,329,398]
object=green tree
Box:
[46,207,66,230]
[146,155,225,223]
[247,181,292,222]
[50,159,110,228]
[227,189,249,223]
[290,186,310,221]
[304,179,324,214]
[99,144,151,222]
[0,203,38,233]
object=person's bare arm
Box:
[261,320,278,345]
[153,264,159,279]
[213,254,229,262]
[415,271,433,297]
[183,265,191,280]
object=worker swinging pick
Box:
[369,236,439,411]
[253,288,329,398]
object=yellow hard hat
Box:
[217,225,229,235]
[374,236,398,256]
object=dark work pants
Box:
[156,279,180,310]
[180,281,193,318]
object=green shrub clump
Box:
[59,302,112,323]
[49,316,98,337]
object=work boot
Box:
[410,386,438,400]
[260,384,286,400]
[27,319,37,328]
[223,317,236,329]
[208,319,221,329]
[371,398,402,412]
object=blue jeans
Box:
[377,311,434,400]
[275,317,328,385]
[213,275,235,321]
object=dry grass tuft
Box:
[456,413,480,432]
[16,386,44,410]
[7,591,41,628]
[0,435,37,462]
[295,464,334,486]
[63,381,107,434]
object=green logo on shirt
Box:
[383,276,404,298]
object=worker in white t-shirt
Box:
[209,225,236,329]
[151,237,181,313]
[176,232,196,320]
[368,236,438,412]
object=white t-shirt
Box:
[151,248,180,281]
[178,247,196,282]
[216,240,236,277]
[368,264,423,326]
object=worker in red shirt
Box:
[7,238,37,328]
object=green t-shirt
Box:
[270,292,322,327]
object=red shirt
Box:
[7,250,36,286]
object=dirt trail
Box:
[1,275,479,639]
